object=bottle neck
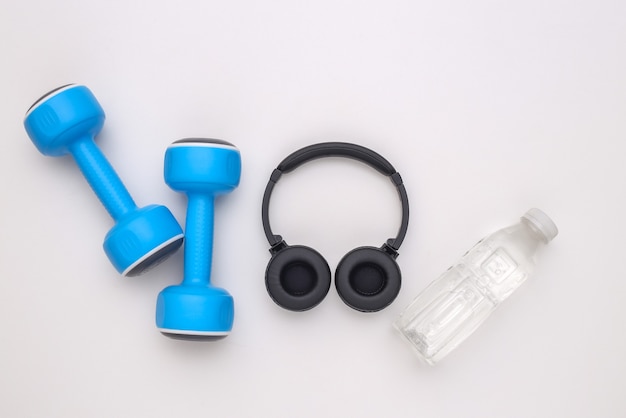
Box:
[501,221,545,259]
[521,217,551,244]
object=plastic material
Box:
[262,142,409,312]
[277,142,396,175]
[156,139,241,340]
[335,246,402,312]
[24,84,183,275]
[265,245,331,311]
[394,208,558,365]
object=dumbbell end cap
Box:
[159,330,229,341]
[124,234,184,276]
[26,84,77,117]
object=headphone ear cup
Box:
[335,246,401,312]
[265,245,331,311]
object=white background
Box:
[1,1,625,417]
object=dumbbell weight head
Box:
[164,138,241,193]
[104,204,185,276]
[156,284,235,340]
[157,139,241,339]
[25,84,105,156]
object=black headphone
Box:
[262,142,409,312]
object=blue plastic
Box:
[24,85,183,276]
[156,141,241,338]
[103,204,184,275]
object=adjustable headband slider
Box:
[391,171,403,186]
[270,168,283,183]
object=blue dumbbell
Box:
[156,138,241,340]
[24,84,184,276]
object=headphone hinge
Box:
[269,237,287,255]
[382,240,399,259]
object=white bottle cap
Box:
[521,208,558,243]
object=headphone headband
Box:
[277,142,397,175]
[262,142,409,253]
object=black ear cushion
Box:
[265,245,331,311]
[335,246,401,312]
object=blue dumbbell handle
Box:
[68,137,137,220]
[183,193,214,286]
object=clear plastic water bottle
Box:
[393,208,558,365]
